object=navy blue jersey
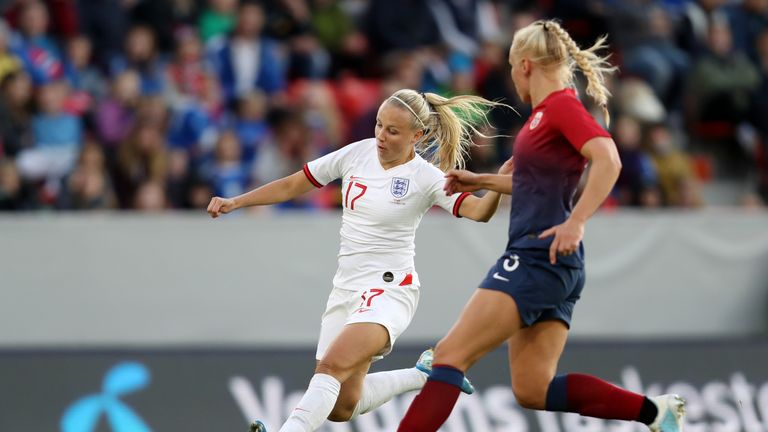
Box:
[506,88,611,267]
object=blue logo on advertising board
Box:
[61,362,152,432]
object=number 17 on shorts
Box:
[355,288,385,314]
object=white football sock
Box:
[279,373,341,432]
[349,368,428,419]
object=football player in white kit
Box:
[207,89,512,432]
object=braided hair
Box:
[511,20,616,125]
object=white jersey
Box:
[304,138,469,291]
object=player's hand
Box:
[207,196,237,218]
[444,169,482,195]
[538,218,584,264]
[497,157,514,175]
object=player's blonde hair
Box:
[386,89,506,171]
[511,19,617,125]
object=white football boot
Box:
[648,394,685,432]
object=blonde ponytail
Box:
[387,89,508,171]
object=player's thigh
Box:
[345,283,420,360]
[316,288,355,361]
[507,320,569,408]
[317,322,390,380]
[433,288,524,371]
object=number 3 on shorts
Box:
[360,289,384,307]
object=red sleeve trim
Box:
[303,164,323,188]
[452,192,471,217]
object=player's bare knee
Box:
[315,359,351,381]
[327,404,355,422]
[513,390,541,409]
[511,379,546,409]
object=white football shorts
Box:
[315,270,420,362]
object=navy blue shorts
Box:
[478,249,585,328]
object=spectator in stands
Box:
[724,0,768,63]
[127,0,203,53]
[0,70,33,158]
[57,139,116,210]
[74,0,128,68]
[618,4,690,111]
[262,0,330,80]
[427,0,498,57]
[198,0,236,43]
[203,130,249,198]
[289,79,342,153]
[365,0,440,54]
[16,80,82,187]
[207,1,285,103]
[110,24,167,95]
[166,72,223,159]
[688,18,761,125]
[232,90,269,166]
[166,146,194,208]
[0,159,28,209]
[63,34,105,114]
[381,50,426,93]
[253,108,312,191]
[115,122,168,208]
[646,122,702,207]
[8,0,79,39]
[12,1,64,85]
[167,27,207,103]
[676,0,728,57]
[321,9,372,78]
[0,19,22,82]
[135,93,169,130]
[474,40,525,149]
[185,175,214,209]
[686,17,760,176]
[311,0,354,54]
[752,29,768,202]
[133,179,168,211]
[95,69,140,149]
[612,115,659,207]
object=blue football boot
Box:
[414,348,475,395]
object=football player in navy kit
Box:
[398,20,686,432]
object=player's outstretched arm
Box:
[207,170,316,218]
[452,157,514,222]
[444,157,514,195]
[456,191,501,222]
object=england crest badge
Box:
[530,111,543,130]
[391,177,409,198]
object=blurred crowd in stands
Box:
[0,0,766,212]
